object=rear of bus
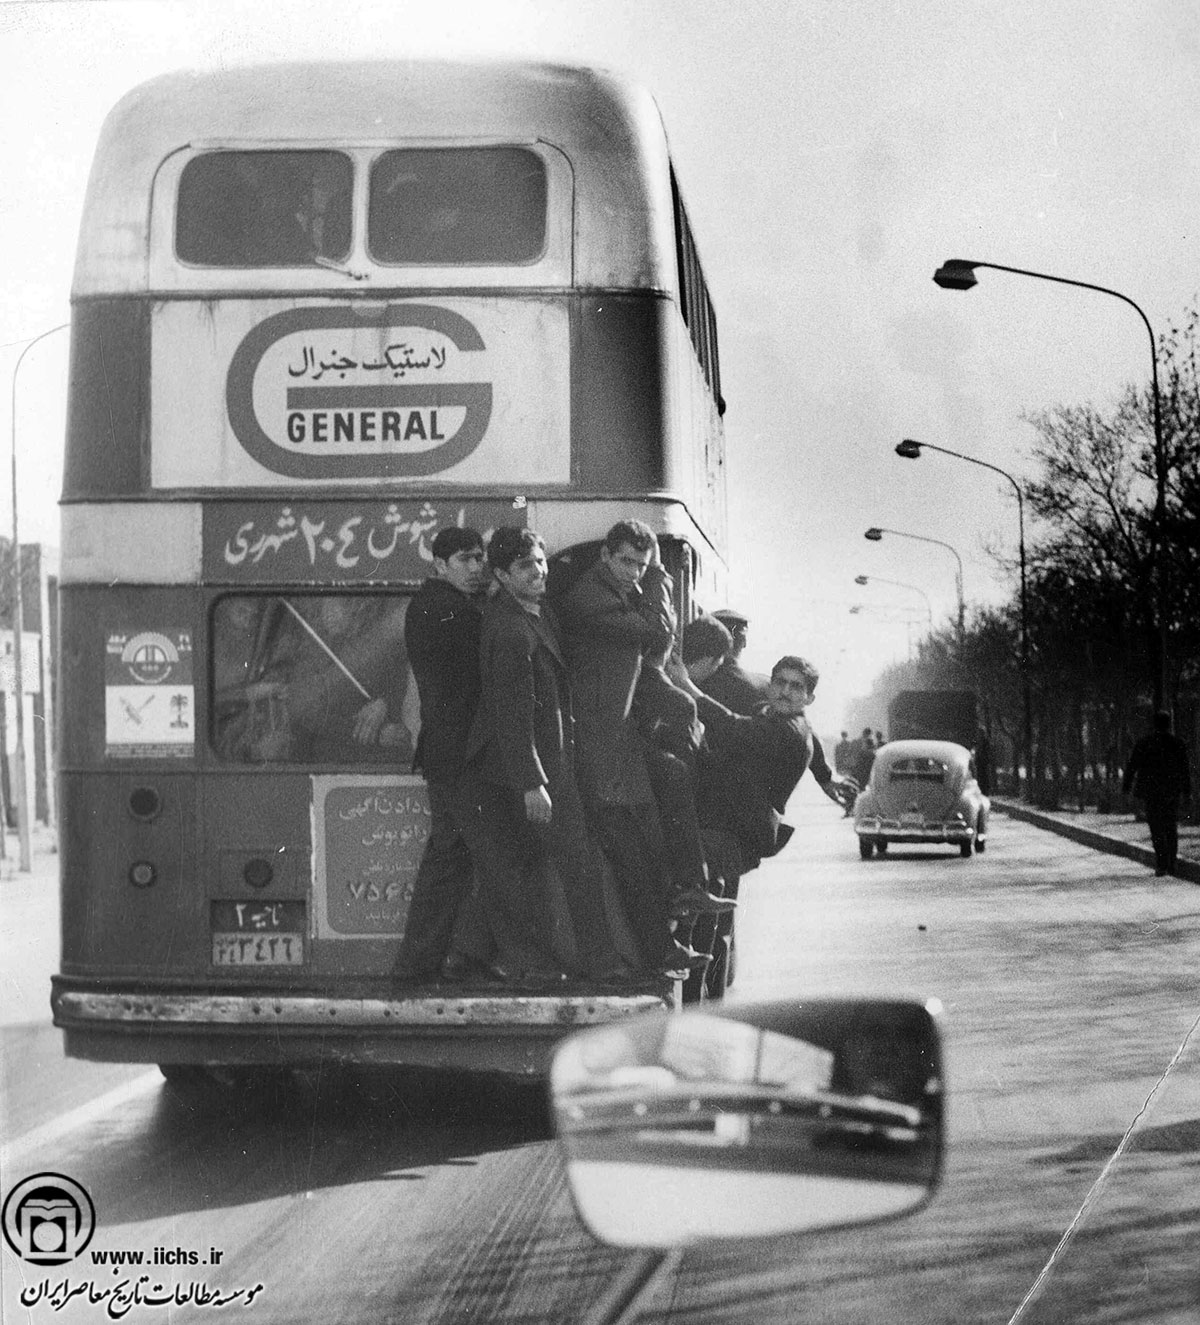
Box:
[52,61,728,1077]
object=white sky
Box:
[3,0,1198,727]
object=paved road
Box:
[2,797,1197,1323]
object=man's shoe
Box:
[668,887,737,917]
[487,962,567,990]
[663,938,712,972]
[439,951,485,982]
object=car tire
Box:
[859,837,874,860]
[959,840,972,858]
[875,838,888,854]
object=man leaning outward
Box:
[671,631,851,875]
[394,527,489,981]
[1122,710,1193,877]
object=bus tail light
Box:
[243,858,274,889]
[128,787,162,820]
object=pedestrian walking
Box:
[1122,711,1193,876]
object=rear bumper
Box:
[52,978,672,1077]
[855,819,976,844]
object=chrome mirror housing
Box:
[551,998,944,1248]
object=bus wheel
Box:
[859,837,874,860]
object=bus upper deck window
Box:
[368,148,547,265]
[176,151,353,268]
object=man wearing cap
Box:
[394,526,491,982]
[700,608,770,715]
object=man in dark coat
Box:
[465,526,625,984]
[700,608,770,715]
[1122,711,1193,876]
[672,631,852,873]
[394,527,489,981]
[560,521,729,976]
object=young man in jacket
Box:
[393,527,489,981]
[465,526,626,985]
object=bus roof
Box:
[73,59,680,295]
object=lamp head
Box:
[932,259,979,291]
[864,528,884,542]
[854,575,869,586]
[896,439,923,459]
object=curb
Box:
[992,799,1200,884]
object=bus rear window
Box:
[368,148,547,264]
[211,594,416,766]
[176,151,353,267]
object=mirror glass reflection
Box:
[551,998,944,1247]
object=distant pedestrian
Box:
[851,727,877,791]
[833,730,854,775]
[1122,711,1192,877]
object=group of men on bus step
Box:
[393,520,853,989]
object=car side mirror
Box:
[550,997,944,1248]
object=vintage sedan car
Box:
[853,739,989,859]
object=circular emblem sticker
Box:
[121,632,180,684]
[2,1173,96,1265]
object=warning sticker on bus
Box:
[311,775,429,937]
[104,628,195,759]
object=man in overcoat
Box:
[1122,710,1193,876]
[465,526,624,983]
[561,521,732,974]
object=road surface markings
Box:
[1007,1009,1200,1324]
[2,1069,162,1165]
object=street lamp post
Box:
[864,526,964,641]
[932,258,1167,709]
[853,573,934,627]
[8,322,69,871]
[896,438,1032,795]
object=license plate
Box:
[212,933,304,965]
[901,812,924,827]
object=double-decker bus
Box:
[52,60,729,1080]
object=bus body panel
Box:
[63,295,720,535]
[58,60,726,1075]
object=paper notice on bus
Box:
[311,775,430,937]
[104,628,195,758]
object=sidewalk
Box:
[991,798,1200,884]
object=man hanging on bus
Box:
[394,527,492,983]
[464,526,630,987]
[561,520,733,978]
[669,623,854,887]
